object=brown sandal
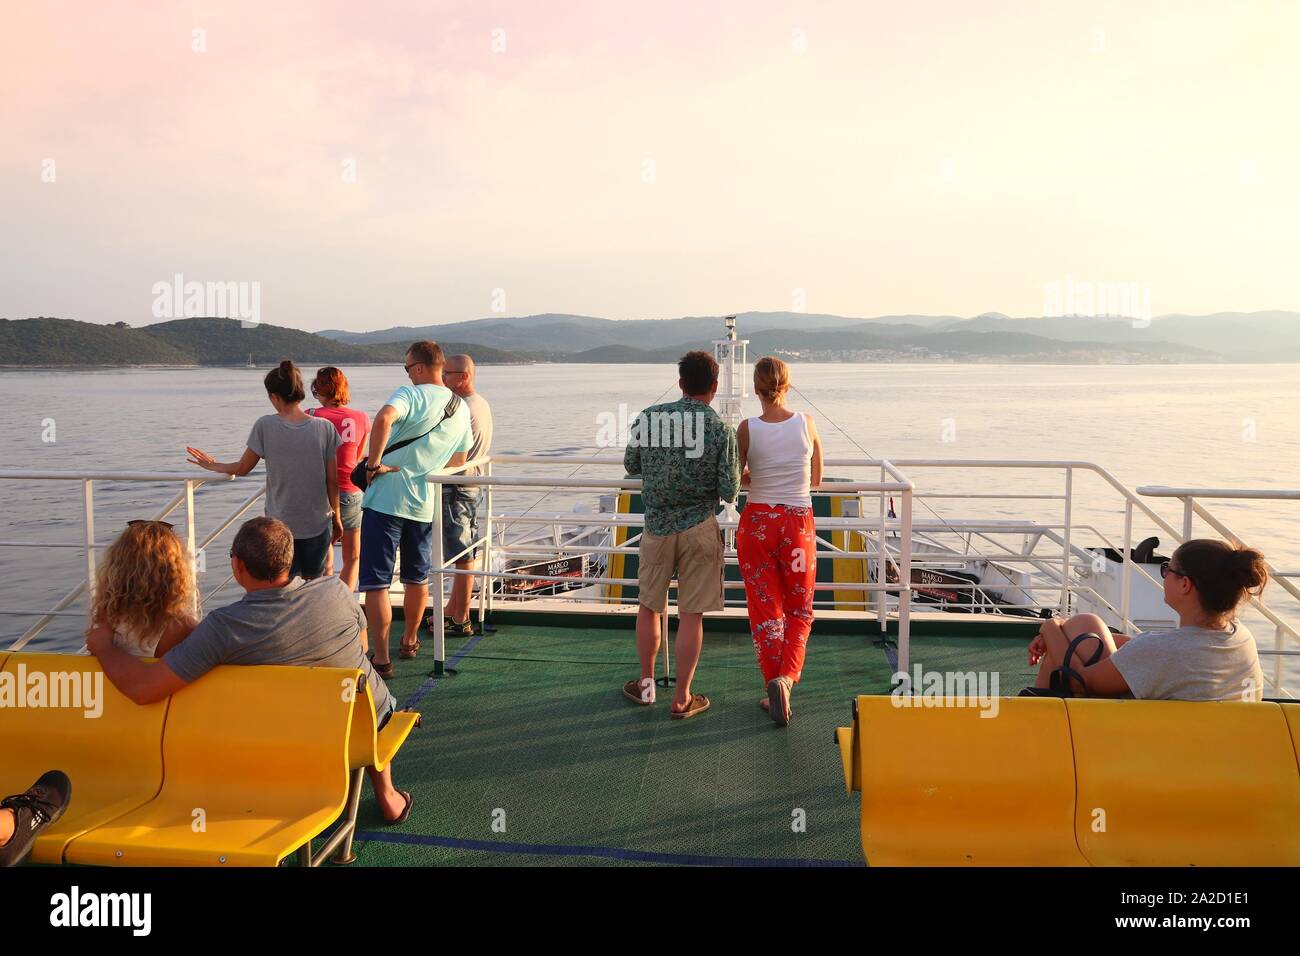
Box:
[670,693,710,720]
[399,640,420,660]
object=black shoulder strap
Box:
[383,394,462,457]
[1049,632,1106,697]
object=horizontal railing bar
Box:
[1138,486,1300,501]
[0,471,234,483]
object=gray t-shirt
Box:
[461,392,494,477]
[1110,620,1264,701]
[164,576,392,712]
[247,414,341,538]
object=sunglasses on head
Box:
[128,519,174,530]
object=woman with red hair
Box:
[308,367,370,591]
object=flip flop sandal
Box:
[670,693,710,719]
[385,790,413,826]
[767,677,792,726]
[399,640,421,660]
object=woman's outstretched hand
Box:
[186,446,221,471]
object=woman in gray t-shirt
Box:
[187,360,341,579]
[1027,539,1268,701]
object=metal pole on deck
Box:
[83,480,96,627]
[897,489,913,675]
[656,608,675,687]
[430,481,446,676]
[1059,468,1073,615]
[1120,499,1133,633]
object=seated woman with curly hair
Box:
[87,520,198,657]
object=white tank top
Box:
[745,413,812,508]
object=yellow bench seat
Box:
[0,652,168,865]
[64,664,359,867]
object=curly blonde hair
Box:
[90,522,195,641]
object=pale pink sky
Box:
[2,0,1298,331]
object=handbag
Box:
[351,394,461,491]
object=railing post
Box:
[1120,498,1133,632]
[897,488,913,675]
[1059,467,1073,615]
[430,481,446,676]
[83,479,96,627]
[1181,497,1194,542]
[1275,624,1284,694]
[877,467,887,632]
[481,461,494,621]
[184,479,199,619]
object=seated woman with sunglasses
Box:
[1027,539,1268,701]
[86,520,198,657]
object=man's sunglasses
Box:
[404,361,425,373]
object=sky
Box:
[2,0,1299,332]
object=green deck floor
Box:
[332,621,1039,867]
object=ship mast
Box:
[712,315,748,431]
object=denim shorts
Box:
[290,526,331,580]
[339,491,363,531]
[358,508,433,590]
[443,486,481,563]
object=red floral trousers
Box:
[736,503,817,684]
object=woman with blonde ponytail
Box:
[1026,539,1268,700]
[736,356,824,726]
[186,359,342,579]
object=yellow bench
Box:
[837,695,1300,867]
[1068,698,1300,866]
[327,680,422,865]
[63,663,359,867]
[0,652,169,865]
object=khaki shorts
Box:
[637,515,725,614]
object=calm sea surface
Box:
[3,362,1299,688]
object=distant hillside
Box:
[0,316,534,367]
[319,309,1300,361]
[7,310,1299,367]
[0,317,196,366]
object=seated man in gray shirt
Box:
[86,516,413,825]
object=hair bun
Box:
[278,359,294,374]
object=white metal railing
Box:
[1137,486,1300,698]
[424,455,917,675]
[3,457,1295,697]
[0,471,239,649]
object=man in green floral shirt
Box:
[622,351,740,719]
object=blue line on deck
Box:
[355,830,862,867]
[399,630,487,711]
[882,640,898,674]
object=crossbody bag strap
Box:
[382,394,462,457]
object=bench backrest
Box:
[1068,698,1300,866]
[0,652,168,863]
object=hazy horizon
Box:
[5,1,1300,332]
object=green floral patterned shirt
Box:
[623,396,740,536]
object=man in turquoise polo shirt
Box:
[360,341,472,676]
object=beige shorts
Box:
[637,515,725,614]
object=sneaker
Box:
[622,677,656,705]
[0,770,72,867]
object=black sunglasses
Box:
[128,519,174,530]
[404,361,425,373]
[1160,560,1196,586]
